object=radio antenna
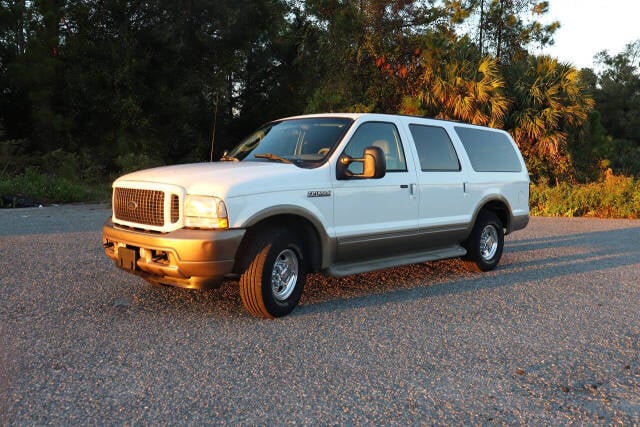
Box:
[209,91,219,162]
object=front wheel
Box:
[239,229,306,318]
[463,211,504,272]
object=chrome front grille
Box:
[171,194,180,223]
[114,188,166,227]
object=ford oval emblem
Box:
[127,200,138,211]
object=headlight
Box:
[184,195,229,229]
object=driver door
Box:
[332,121,419,262]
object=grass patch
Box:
[0,168,110,207]
[531,173,640,218]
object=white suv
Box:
[103,113,530,318]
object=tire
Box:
[239,228,306,318]
[462,211,504,272]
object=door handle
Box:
[400,184,416,196]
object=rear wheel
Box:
[239,229,306,318]
[463,211,504,272]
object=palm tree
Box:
[502,55,595,180]
[400,55,510,127]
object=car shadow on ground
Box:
[117,226,640,319]
[291,226,640,317]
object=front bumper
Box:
[102,218,245,289]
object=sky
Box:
[538,0,640,69]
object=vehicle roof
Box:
[282,112,507,133]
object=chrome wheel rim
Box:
[271,249,299,301]
[480,225,499,261]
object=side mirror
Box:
[337,146,386,180]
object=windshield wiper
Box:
[220,155,239,162]
[220,151,239,162]
[253,153,292,164]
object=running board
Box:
[326,245,467,277]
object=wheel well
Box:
[478,200,509,231]
[234,214,322,274]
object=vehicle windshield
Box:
[225,117,353,166]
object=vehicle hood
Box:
[114,161,328,198]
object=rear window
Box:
[454,127,522,172]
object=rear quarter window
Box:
[454,126,522,172]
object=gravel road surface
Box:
[1,204,639,424]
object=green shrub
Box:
[531,172,640,218]
[0,168,110,207]
[115,152,162,174]
[38,149,80,181]
[0,139,30,176]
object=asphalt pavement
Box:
[1,204,639,424]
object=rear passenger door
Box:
[408,124,470,243]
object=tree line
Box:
[0,0,638,185]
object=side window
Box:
[454,126,522,172]
[409,124,460,171]
[342,122,407,174]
